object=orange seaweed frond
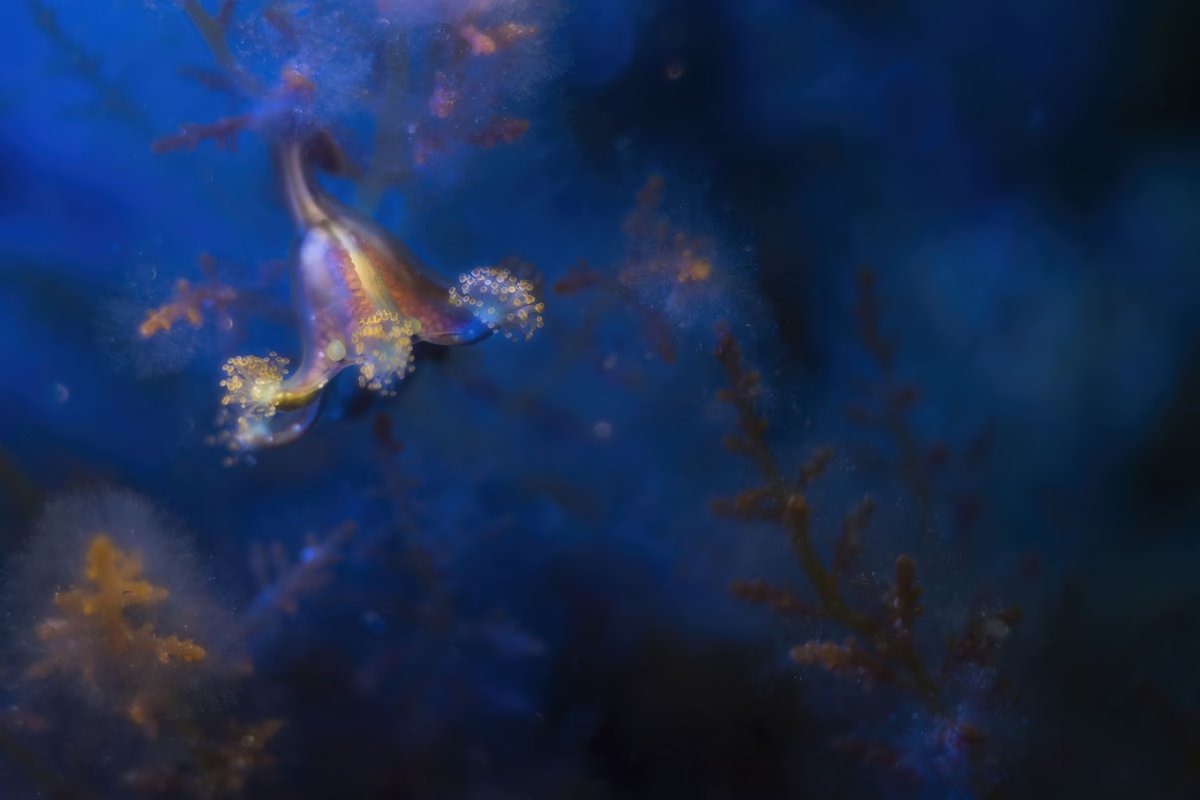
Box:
[730,579,815,618]
[621,175,718,290]
[459,21,539,56]
[123,717,284,796]
[31,535,206,672]
[151,114,250,154]
[466,116,530,148]
[138,254,237,339]
[790,638,895,688]
[28,533,207,734]
[205,718,285,794]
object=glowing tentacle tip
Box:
[215,353,290,459]
[448,266,545,342]
[219,353,289,414]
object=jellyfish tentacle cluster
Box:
[449,265,545,342]
[216,135,543,459]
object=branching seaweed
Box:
[28,534,207,736]
[3,491,289,797]
[847,267,992,555]
[714,326,1019,794]
[124,718,284,799]
[138,254,238,340]
[240,522,356,639]
[713,330,941,705]
[27,0,143,125]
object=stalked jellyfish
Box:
[216,133,544,461]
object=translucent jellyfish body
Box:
[216,137,542,458]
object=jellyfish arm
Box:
[215,352,319,458]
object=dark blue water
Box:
[1,1,1197,797]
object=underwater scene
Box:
[1,0,1198,797]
